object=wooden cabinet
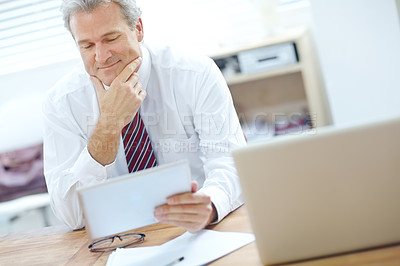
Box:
[210,27,331,140]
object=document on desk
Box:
[106,230,255,266]
[78,160,192,239]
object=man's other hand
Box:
[154,181,217,233]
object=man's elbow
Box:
[49,194,85,230]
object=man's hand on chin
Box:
[154,181,217,233]
[87,57,145,166]
[91,57,145,129]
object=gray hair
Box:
[61,0,142,33]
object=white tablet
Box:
[78,160,191,239]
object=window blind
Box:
[0,0,77,76]
[0,0,308,76]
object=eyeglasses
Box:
[88,233,145,252]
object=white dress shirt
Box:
[43,43,246,230]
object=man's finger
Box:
[127,74,140,93]
[155,203,211,215]
[191,181,198,193]
[160,219,202,233]
[167,192,211,205]
[157,213,205,223]
[112,57,142,85]
[90,76,106,100]
[138,89,146,100]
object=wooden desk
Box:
[0,206,399,265]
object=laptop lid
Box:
[233,116,400,265]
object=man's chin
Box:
[90,68,120,87]
[98,76,114,87]
[103,81,112,87]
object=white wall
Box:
[309,0,400,125]
[0,58,79,152]
[0,58,79,107]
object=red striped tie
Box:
[121,112,157,173]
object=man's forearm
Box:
[87,118,121,166]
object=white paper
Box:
[106,230,255,266]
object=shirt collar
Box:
[137,43,151,92]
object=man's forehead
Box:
[69,3,128,41]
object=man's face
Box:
[69,2,143,86]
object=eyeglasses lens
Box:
[89,233,145,252]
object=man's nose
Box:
[95,44,111,63]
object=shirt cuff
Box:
[70,146,115,187]
[199,185,230,224]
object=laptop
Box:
[232,116,400,265]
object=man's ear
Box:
[135,18,144,42]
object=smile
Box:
[98,60,120,70]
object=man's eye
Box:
[107,36,119,42]
[81,44,93,50]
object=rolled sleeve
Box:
[43,89,116,229]
[193,59,246,223]
[70,146,115,188]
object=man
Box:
[43,0,246,233]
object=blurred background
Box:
[0,0,399,233]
